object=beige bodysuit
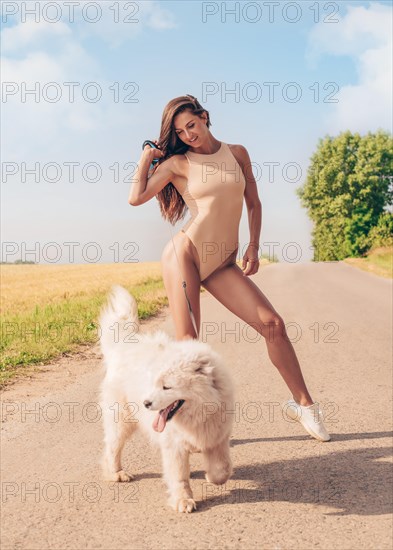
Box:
[177,141,246,282]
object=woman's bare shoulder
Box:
[227,143,249,165]
[227,143,248,155]
[163,152,188,177]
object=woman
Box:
[128,94,330,442]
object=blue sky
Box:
[1,0,392,265]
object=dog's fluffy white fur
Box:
[99,285,235,513]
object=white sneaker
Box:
[283,399,331,442]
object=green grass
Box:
[0,277,168,387]
[343,246,393,279]
[367,248,393,272]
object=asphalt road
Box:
[1,261,392,549]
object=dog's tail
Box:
[98,285,140,358]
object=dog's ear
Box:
[194,356,214,376]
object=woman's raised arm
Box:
[128,148,174,206]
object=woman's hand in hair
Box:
[143,140,164,162]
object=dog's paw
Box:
[103,469,134,482]
[171,498,197,513]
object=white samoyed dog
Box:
[98,285,235,513]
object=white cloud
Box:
[75,0,177,48]
[307,2,392,134]
[1,36,105,160]
[141,0,178,30]
[1,0,177,51]
[1,19,71,54]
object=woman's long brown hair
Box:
[152,94,212,225]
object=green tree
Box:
[297,130,393,261]
[366,210,393,249]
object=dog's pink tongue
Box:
[152,405,171,433]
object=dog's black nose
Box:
[143,400,152,409]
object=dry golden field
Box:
[1,261,165,315]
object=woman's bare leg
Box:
[161,233,201,341]
[202,262,313,406]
